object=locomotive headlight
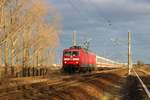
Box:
[64,58,70,60]
[75,61,79,64]
[64,61,67,64]
[73,58,79,60]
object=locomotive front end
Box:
[62,50,80,72]
[63,50,80,65]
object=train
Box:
[62,46,122,73]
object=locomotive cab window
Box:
[72,51,79,56]
[64,51,79,56]
[64,51,71,56]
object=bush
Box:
[136,60,144,67]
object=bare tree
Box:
[0,0,61,77]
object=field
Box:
[0,66,149,100]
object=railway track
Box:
[0,68,126,99]
[133,68,150,99]
[0,67,149,100]
[120,68,150,100]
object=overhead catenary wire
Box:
[64,0,93,46]
[67,0,83,18]
[65,0,121,62]
[68,0,112,26]
[65,0,110,34]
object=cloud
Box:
[49,0,150,63]
[82,0,150,14]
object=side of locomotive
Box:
[62,46,96,73]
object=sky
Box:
[48,0,150,64]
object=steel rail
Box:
[133,68,150,99]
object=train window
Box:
[64,51,71,56]
[64,51,79,56]
[72,51,79,56]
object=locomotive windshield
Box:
[64,51,71,56]
[64,51,79,56]
[72,51,79,56]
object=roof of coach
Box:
[96,55,120,64]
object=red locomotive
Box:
[62,45,122,73]
[62,46,96,73]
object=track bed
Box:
[0,68,149,100]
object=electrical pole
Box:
[73,31,76,46]
[128,32,132,75]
